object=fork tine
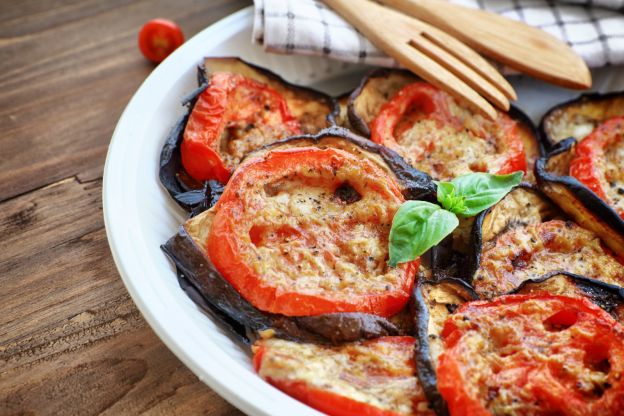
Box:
[409,36,510,111]
[324,0,498,120]
[420,25,517,101]
[392,41,498,119]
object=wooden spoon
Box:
[380,0,592,89]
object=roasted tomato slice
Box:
[474,219,624,298]
[570,116,624,219]
[254,336,434,416]
[369,82,526,181]
[437,294,624,416]
[181,72,301,183]
[207,146,418,317]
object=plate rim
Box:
[103,6,325,416]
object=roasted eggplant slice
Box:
[512,271,624,323]
[535,138,624,257]
[159,57,338,213]
[436,294,624,415]
[253,336,434,415]
[162,212,401,345]
[466,185,624,298]
[162,129,437,343]
[413,278,477,416]
[347,68,541,182]
[538,90,624,148]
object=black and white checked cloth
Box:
[253,0,624,68]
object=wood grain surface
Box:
[0,1,249,414]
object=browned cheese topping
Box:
[474,220,624,298]
[234,156,406,297]
[394,100,517,181]
[255,337,433,415]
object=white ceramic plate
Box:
[103,6,624,416]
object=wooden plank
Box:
[0,176,243,415]
[0,0,251,202]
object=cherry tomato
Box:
[138,18,184,63]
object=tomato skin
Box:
[138,18,184,63]
[207,146,417,317]
[181,73,301,182]
[569,116,624,218]
[437,294,624,416]
[254,337,418,416]
[370,82,526,177]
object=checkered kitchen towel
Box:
[253,0,624,68]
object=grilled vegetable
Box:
[163,213,402,345]
[253,336,434,416]
[437,294,624,416]
[347,69,540,182]
[569,116,624,218]
[208,144,417,317]
[162,129,436,342]
[535,138,624,257]
[512,271,624,323]
[466,185,624,298]
[538,90,624,149]
[413,278,477,416]
[159,57,338,212]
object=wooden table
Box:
[0,1,250,414]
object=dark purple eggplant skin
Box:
[347,68,416,137]
[535,138,624,237]
[538,90,624,150]
[159,60,340,215]
[511,271,624,319]
[161,226,402,346]
[256,126,437,201]
[413,277,478,416]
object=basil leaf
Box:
[437,171,523,217]
[388,201,459,267]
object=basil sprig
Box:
[389,171,523,266]
[437,171,524,216]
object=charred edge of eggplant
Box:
[175,267,251,345]
[511,271,624,317]
[538,90,624,149]
[413,278,478,416]
[200,57,341,126]
[535,138,624,236]
[158,81,218,214]
[253,126,437,201]
[161,226,402,345]
[347,68,416,137]
[463,183,542,284]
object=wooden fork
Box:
[324,0,516,120]
[380,0,592,90]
